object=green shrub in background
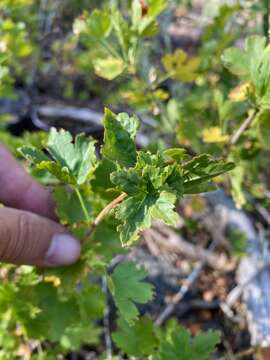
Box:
[0,0,270,358]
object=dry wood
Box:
[155,237,219,326]
[206,190,270,351]
[145,227,230,271]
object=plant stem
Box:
[73,186,90,222]
[229,109,257,146]
[263,0,270,42]
[83,193,127,242]
[95,193,127,226]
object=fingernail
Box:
[45,234,81,266]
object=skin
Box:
[0,144,81,267]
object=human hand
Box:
[0,144,81,267]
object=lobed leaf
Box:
[112,316,157,357]
[20,129,97,185]
[108,262,154,324]
[102,108,139,168]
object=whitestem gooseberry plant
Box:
[7,108,233,359]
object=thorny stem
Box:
[83,193,127,242]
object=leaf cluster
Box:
[15,107,233,358]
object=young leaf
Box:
[112,154,181,244]
[74,9,111,38]
[162,49,200,82]
[222,35,266,80]
[115,192,157,245]
[47,129,97,184]
[202,127,229,143]
[102,109,139,168]
[163,148,188,162]
[147,0,167,17]
[108,262,154,324]
[53,187,92,224]
[222,35,270,99]
[92,57,125,80]
[20,129,97,185]
[183,154,234,194]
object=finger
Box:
[0,144,55,220]
[0,207,81,266]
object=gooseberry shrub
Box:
[1,0,270,358]
[9,108,231,359]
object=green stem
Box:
[263,0,270,42]
[73,186,90,222]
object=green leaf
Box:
[102,109,139,168]
[93,57,126,80]
[147,0,167,17]
[222,47,250,79]
[108,262,154,324]
[19,147,49,163]
[112,316,157,357]
[91,158,117,200]
[77,283,105,321]
[36,161,76,184]
[150,191,179,226]
[131,0,142,29]
[154,322,220,360]
[115,192,157,245]
[92,218,126,261]
[222,35,266,79]
[60,323,101,350]
[74,9,111,38]
[222,35,270,98]
[111,168,144,195]
[163,148,188,162]
[47,130,97,184]
[183,154,234,194]
[20,129,97,185]
[53,187,92,224]
[45,261,85,295]
[23,283,79,341]
[115,188,179,245]
[111,151,184,244]
[256,109,270,149]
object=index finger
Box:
[0,144,56,220]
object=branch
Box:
[229,109,257,146]
[83,193,127,242]
[154,237,219,326]
[145,226,230,271]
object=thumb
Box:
[0,207,81,266]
